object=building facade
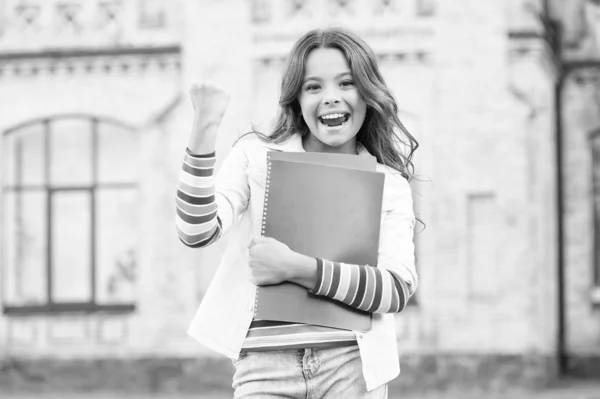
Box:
[0,0,599,394]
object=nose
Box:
[322,87,341,105]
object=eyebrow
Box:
[303,71,352,83]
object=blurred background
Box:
[1,0,600,398]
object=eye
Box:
[305,83,320,91]
[340,80,355,87]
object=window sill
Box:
[3,303,135,316]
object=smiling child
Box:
[176,27,419,398]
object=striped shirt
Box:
[175,150,222,247]
[176,148,412,350]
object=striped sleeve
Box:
[175,149,222,248]
[309,259,411,313]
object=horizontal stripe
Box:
[330,261,341,297]
[176,190,215,206]
[175,197,217,215]
[184,157,216,169]
[358,267,374,311]
[388,274,399,312]
[246,330,355,341]
[182,162,214,177]
[176,221,220,245]
[332,262,351,302]
[176,207,218,225]
[185,149,215,159]
[309,258,324,294]
[342,264,359,304]
[243,320,356,351]
[350,266,367,308]
[368,268,383,312]
[376,271,393,312]
[177,227,220,248]
[392,274,409,311]
[177,181,214,197]
[243,340,357,351]
[175,215,218,235]
[179,171,213,187]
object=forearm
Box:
[286,252,318,289]
[309,260,412,314]
[187,120,219,154]
[175,150,222,247]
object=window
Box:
[1,115,139,315]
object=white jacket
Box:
[185,133,417,391]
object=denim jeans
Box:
[231,345,388,398]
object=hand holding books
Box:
[247,236,317,288]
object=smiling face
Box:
[298,47,367,154]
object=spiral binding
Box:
[261,154,271,237]
[254,154,272,318]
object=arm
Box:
[307,259,411,313]
[175,150,221,247]
[249,175,418,313]
[306,175,418,313]
[175,82,250,248]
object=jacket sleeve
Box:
[175,144,250,248]
[309,174,418,313]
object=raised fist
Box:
[188,81,231,152]
[190,81,231,125]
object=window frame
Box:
[1,114,138,316]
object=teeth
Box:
[321,113,346,119]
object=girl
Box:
[176,27,419,398]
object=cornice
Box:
[0,47,181,79]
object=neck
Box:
[302,135,358,155]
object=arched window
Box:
[1,115,139,314]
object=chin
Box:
[324,137,357,151]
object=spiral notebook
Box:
[266,150,377,170]
[254,151,385,332]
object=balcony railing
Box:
[0,0,182,53]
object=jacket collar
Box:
[262,134,372,157]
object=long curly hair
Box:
[249,27,419,180]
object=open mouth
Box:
[319,113,350,127]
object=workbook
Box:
[253,151,384,332]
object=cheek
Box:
[299,98,318,122]
[353,98,367,122]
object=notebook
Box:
[254,152,385,332]
[267,150,377,171]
